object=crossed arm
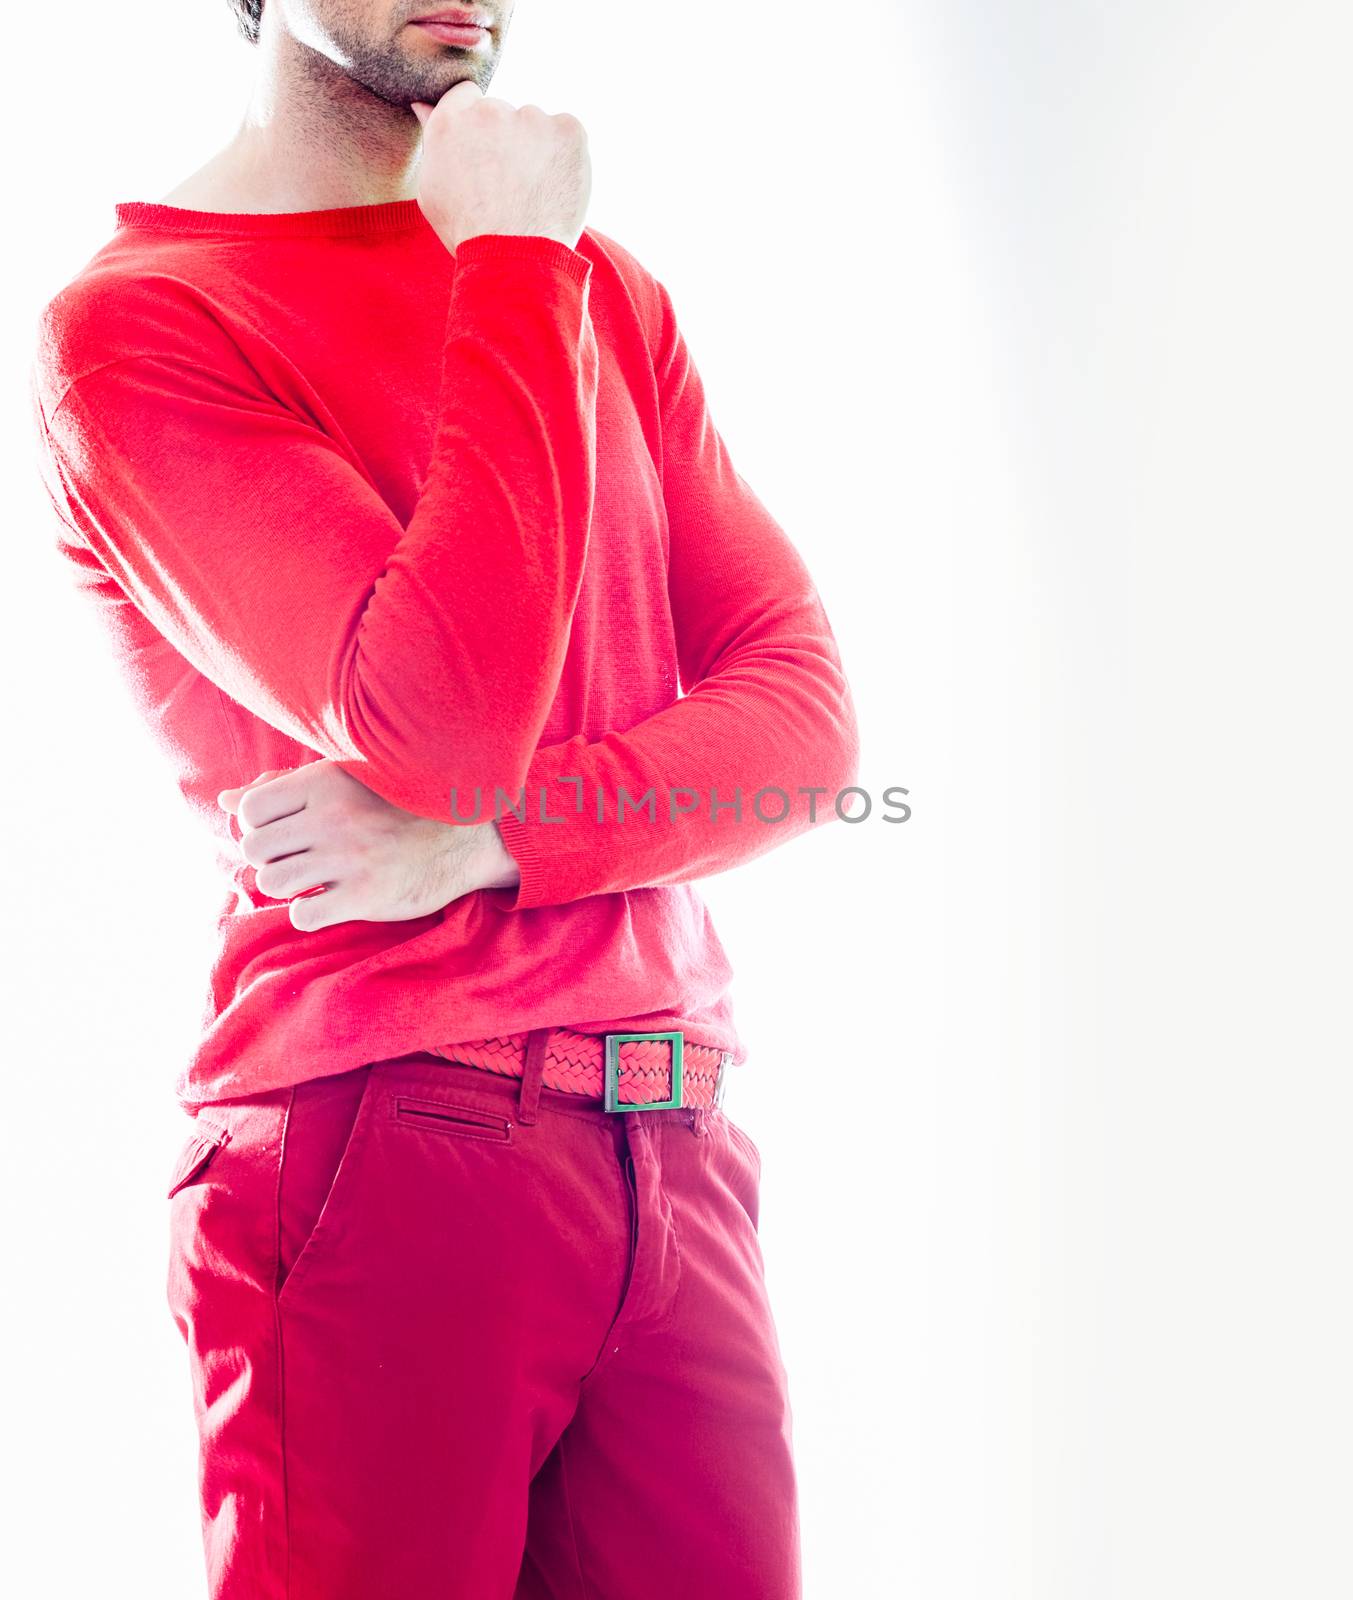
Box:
[37,233,858,930]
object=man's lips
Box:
[411,16,492,49]
[411,6,493,27]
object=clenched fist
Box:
[216,760,520,932]
[410,81,590,254]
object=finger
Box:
[217,768,287,813]
[237,770,308,831]
[217,781,257,811]
[238,810,315,868]
[252,849,331,900]
[436,79,487,116]
[411,100,431,125]
[290,883,350,933]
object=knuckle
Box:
[238,783,282,827]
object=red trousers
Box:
[165,1042,800,1598]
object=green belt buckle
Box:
[603,1031,684,1112]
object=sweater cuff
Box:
[491,808,550,911]
[453,231,592,286]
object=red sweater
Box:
[29,199,859,1110]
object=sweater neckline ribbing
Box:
[113,197,429,239]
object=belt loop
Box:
[517,1027,550,1127]
[690,1106,709,1138]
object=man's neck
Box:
[159,31,423,213]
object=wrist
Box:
[477,820,522,892]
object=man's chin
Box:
[401,69,486,107]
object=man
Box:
[28,1,859,1595]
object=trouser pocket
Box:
[165,1115,231,1198]
[276,1065,374,1307]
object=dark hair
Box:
[227,0,263,44]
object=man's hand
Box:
[410,80,590,252]
[216,761,521,932]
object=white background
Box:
[3,2,1351,1595]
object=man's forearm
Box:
[487,606,859,910]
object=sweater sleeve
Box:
[31,232,599,822]
[491,269,861,911]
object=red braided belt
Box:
[427,1028,729,1110]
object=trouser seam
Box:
[274,1088,296,1599]
[558,1427,592,1600]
